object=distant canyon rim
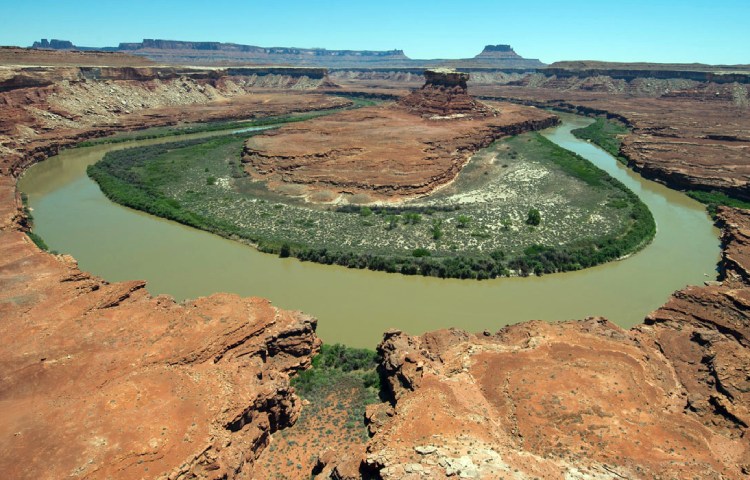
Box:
[1,42,749,479]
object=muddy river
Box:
[19,114,720,347]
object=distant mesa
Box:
[117,39,409,59]
[28,38,545,69]
[475,44,523,59]
[32,39,75,50]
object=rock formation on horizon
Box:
[31,38,75,50]
[399,68,494,118]
[474,44,523,59]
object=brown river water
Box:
[19,114,720,348]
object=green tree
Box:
[430,219,443,240]
[385,214,399,230]
[501,215,512,230]
[402,212,422,225]
[526,208,541,226]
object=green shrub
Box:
[27,231,49,251]
[687,190,750,217]
[412,247,431,257]
[456,215,471,229]
[430,219,443,240]
[526,208,541,226]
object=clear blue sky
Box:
[1,0,747,64]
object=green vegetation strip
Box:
[571,118,630,165]
[20,193,51,252]
[88,126,655,279]
[687,190,750,218]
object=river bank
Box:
[19,113,719,347]
[87,125,654,279]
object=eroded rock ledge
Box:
[318,207,750,479]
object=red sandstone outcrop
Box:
[398,69,493,118]
[329,65,750,200]
[0,97,331,477]
[242,70,558,200]
[0,229,320,479]
[315,207,750,479]
[0,75,349,178]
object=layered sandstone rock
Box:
[0,75,349,178]
[317,208,750,479]
[398,68,493,118]
[242,103,556,200]
[329,63,750,200]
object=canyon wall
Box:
[546,60,750,84]
[0,63,348,179]
[1,64,328,92]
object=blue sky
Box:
[1,0,748,64]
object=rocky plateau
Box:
[242,69,558,200]
[328,63,750,202]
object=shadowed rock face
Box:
[317,207,750,479]
[423,68,469,89]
